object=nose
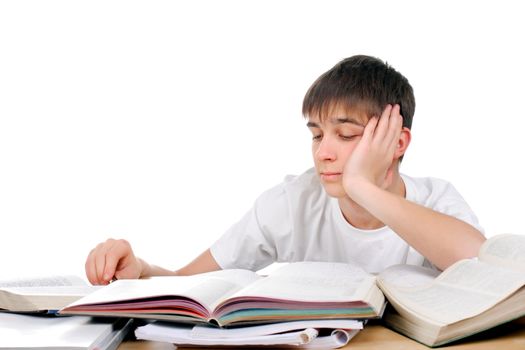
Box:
[314,136,337,162]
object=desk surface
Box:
[119,317,525,350]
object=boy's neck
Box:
[337,173,406,230]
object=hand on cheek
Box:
[342,104,403,196]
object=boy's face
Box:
[307,105,369,198]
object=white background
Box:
[1,1,524,280]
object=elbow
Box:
[465,232,486,258]
[439,231,486,270]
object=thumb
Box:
[114,255,142,280]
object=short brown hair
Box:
[302,55,415,129]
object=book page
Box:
[378,260,525,325]
[135,322,319,346]
[1,286,98,296]
[136,321,359,348]
[0,276,99,311]
[479,234,525,271]
[63,269,261,314]
[191,319,362,338]
[302,328,360,349]
[227,261,377,303]
[377,264,439,289]
[0,275,87,288]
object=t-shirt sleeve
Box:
[404,176,485,271]
[430,181,485,234]
[210,184,290,271]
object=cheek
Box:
[311,142,321,159]
[339,142,357,162]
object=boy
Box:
[85,55,485,285]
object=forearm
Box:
[348,179,485,270]
[139,249,222,278]
[138,258,178,277]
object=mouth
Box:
[320,172,342,182]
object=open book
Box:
[61,261,386,327]
[0,275,100,313]
[377,233,525,347]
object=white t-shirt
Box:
[210,168,483,274]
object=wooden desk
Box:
[119,317,525,350]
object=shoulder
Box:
[254,167,327,220]
[258,168,323,204]
[402,173,484,232]
[401,174,464,206]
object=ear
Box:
[394,127,411,160]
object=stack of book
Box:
[0,275,132,350]
[135,319,362,348]
[58,234,525,347]
[61,261,382,348]
[3,234,525,348]
[0,312,132,350]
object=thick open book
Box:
[61,261,386,327]
[377,233,525,347]
[0,275,100,313]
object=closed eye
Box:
[339,134,358,141]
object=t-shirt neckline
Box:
[331,174,413,235]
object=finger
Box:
[362,116,379,142]
[386,105,403,149]
[92,245,105,285]
[94,240,115,285]
[104,240,133,281]
[373,104,393,144]
[85,249,98,285]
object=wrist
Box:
[343,175,376,200]
[137,258,149,278]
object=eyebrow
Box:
[334,117,365,127]
[307,117,365,128]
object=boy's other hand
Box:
[343,104,403,193]
[85,238,143,285]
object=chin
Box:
[321,183,347,198]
